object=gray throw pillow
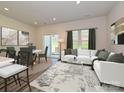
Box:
[71,49,77,56]
[95,49,105,56]
[64,49,71,55]
[107,53,124,63]
[97,50,110,60]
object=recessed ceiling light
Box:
[34,22,38,24]
[76,1,80,5]
[53,18,56,21]
[4,8,9,11]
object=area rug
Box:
[30,62,124,92]
[30,62,100,92]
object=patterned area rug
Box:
[30,62,124,92]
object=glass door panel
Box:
[51,35,59,55]
[43,34,59,57]
[43,35,51,57]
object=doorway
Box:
[43,34,59,58]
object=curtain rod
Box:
[66,27,98,32]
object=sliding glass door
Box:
[43,34,59,57]
[43,35,51,57]
[51,35,59,55]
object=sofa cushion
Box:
[97,50,110,60]
[77,56,91,64]
[107,53,124,63]
[61,55,76,62]
[95,49,105,56]
[78,49,90,56]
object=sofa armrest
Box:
[94,60,124,87]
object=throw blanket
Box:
[30,62,99,92]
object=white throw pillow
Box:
[90,50,97,56]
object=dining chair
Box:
[17,50,31,86]
[28,46,37,65]
[17,50,30,67]
[20,47,37,69]
[6,50,16,62]
[0,49,7,57]
[6,47,15,51]
[38,46,48,63]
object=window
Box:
[73,30,89,49]
[73,31,78,49]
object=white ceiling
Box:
[0,1,117,26]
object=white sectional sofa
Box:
[61,49,98,65]
[62,49,124,88]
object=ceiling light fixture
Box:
[4,8,9,11]
[53,18,56,21]
[34,22,38,24]
[76,1,80,5]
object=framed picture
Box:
[19,31,29,45]
[1,27,18,46]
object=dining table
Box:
[32,49,43,63]
[0,56,14,67]
[0,56,14,63]
[33,49,43,54]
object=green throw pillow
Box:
[64,49,77,56]
[64,49,71,55]
[71,49,77,56]
[97,50,110,61]
[107,53,124,63]
[95,49,105,56]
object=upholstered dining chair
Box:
[7,47,15,51]
[28,46,37,63]
[38,46,48,63]
[20,47,37,68]
[6,50,16,62]
[16,50,31,90]
[0,49,7,57]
